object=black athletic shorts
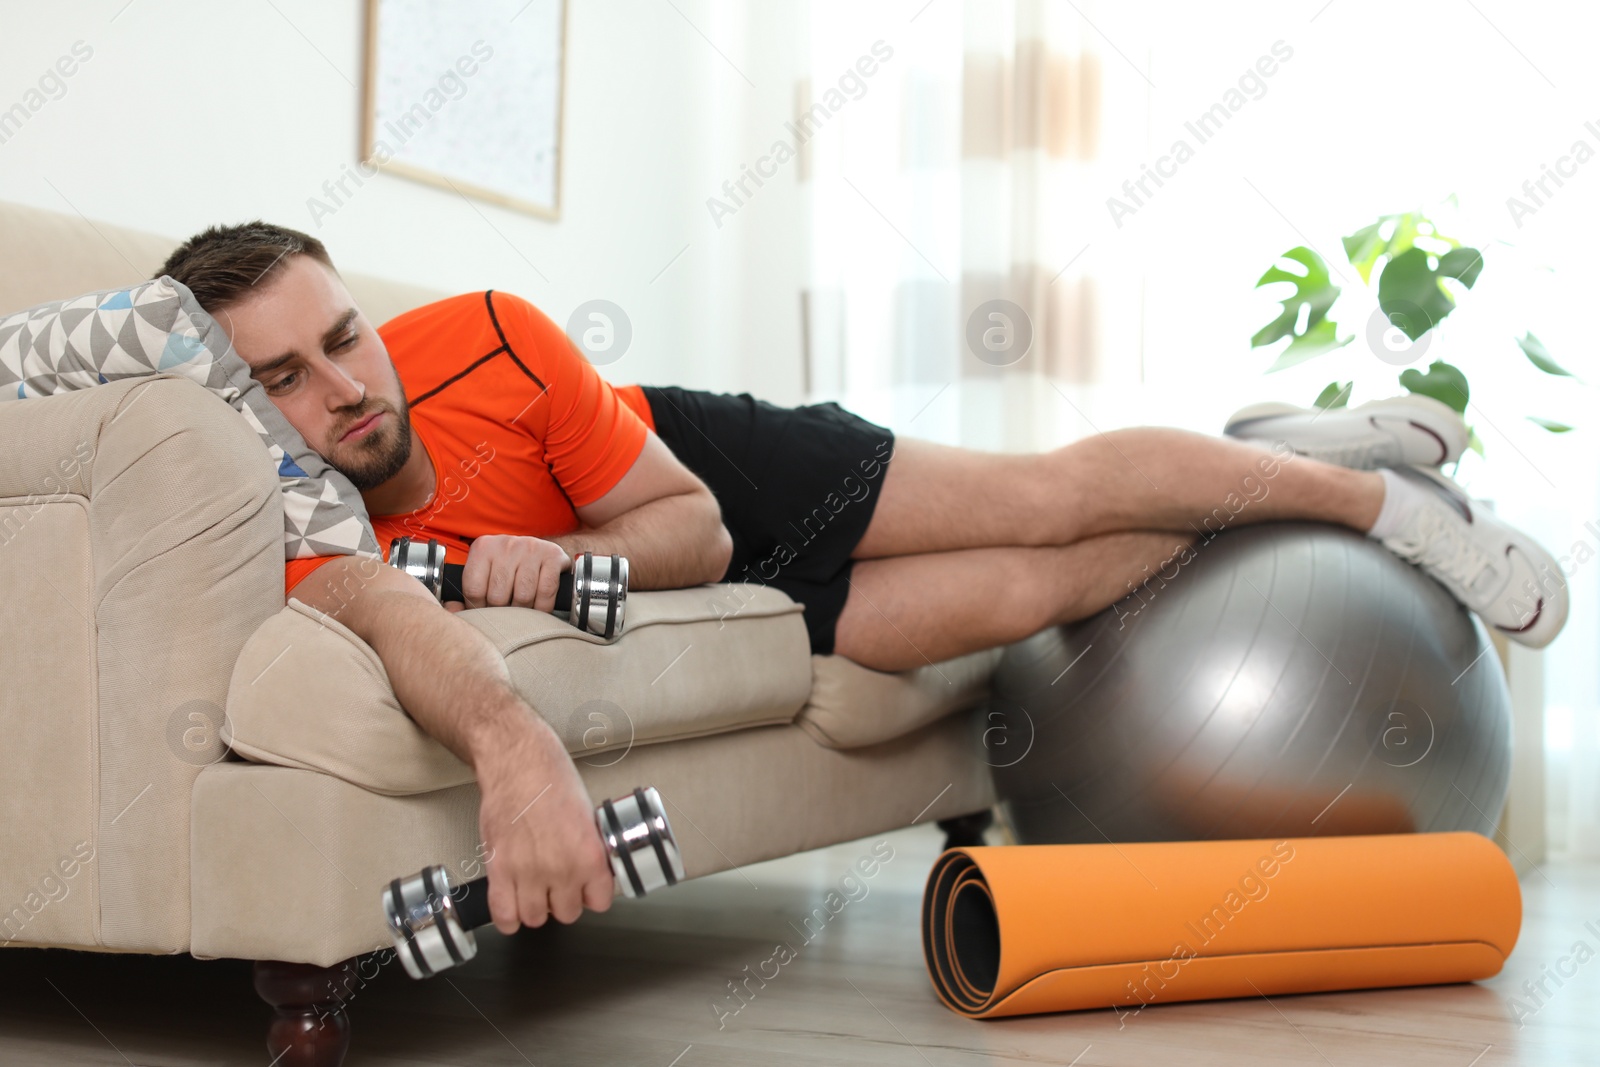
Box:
[640,386,895,655]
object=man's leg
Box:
[833,530,1194,671]
[852,430,1382,560]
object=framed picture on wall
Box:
[361,0,568,219]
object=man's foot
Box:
[1370,466,1567,648]
[1225,395,1469,469]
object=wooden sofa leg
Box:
[936,808,994,849]
[253,958,358,1067]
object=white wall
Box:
[0,0,811,402]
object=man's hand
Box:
[445,535,571,613]
[473,719,615,932]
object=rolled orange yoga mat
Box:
[922,833,1521,1019]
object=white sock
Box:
[1366,468,1426,540]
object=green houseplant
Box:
[1251,208,1578,453]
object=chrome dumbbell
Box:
[387,536,628,639]
[382,786,684,980]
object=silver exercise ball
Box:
[990,521,1513,843]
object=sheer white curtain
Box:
[801,0,1600,859]
[802,0,1116,452]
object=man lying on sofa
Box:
[157,222,1566,942]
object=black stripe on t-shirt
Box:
[409,344,507,406]
[481,289,576,511]
[404,290,581,517]
[407,291,550,406]
[484,290,550,393]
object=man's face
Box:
[213,254,412,492]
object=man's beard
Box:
[332,397,412,492]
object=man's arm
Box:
[484,292,730,588]
[449,432,733,612]
[290,557,612,933]
[555,431,731,589]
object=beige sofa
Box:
[0,199,1000,1063]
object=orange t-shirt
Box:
[615,383,654,430]
[284,291,658,599]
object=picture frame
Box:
[361,0,568,220]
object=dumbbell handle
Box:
[440,790,678,931]
[442,869,495,931]
[388,537,627,639]
[441,563,575,611]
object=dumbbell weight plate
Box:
[386,535,448,600]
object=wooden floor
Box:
[2,824,1596,1066]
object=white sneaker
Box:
[1378,466,1568,648]
[1225,395,1470,469]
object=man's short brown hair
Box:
[155,221,336,313]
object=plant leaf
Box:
[1518,332,1575,377]
[1437,246,1484,287]
[1342,212,1460,285]
[1264,319,1352,371]
[1253,246,1347,365]
[1343,217,1396,286]
[1313,381,1353,409]
[1376,246,1483,340]
[1467,427,1484,456]
[1528,416,1574,432]
[1399,360,1470,414]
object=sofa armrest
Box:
[0,374,284,952]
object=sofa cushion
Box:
[796,646,1003,749]
[222,584,813,795]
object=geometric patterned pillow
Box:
[0,275,381,565]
